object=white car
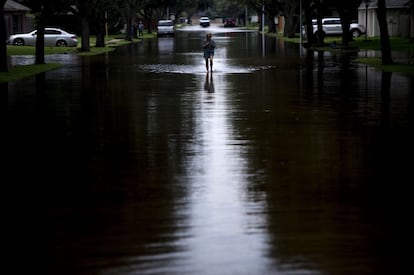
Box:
[309,18,366,38]
[7,27,78,47]
[157,20,175,37]
[303,17,366,37]
[199,17,210,27]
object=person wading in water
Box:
[202,33,216,72]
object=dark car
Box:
[223,18,236,27]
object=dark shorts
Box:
[204,49,214,59]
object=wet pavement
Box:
[4,25,414,274]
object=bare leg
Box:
[210,57,213,72]
[205,58,209,71]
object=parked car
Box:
[7,27,78,47]
[308,18,366,38]
[223,18,236,27]
[199,17,210,27]
[157,19,175,37]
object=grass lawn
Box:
[0,63,62,83]
[7,45,79,55]
[2,33,156,83]
[274,33,414,75]
[274,33,413,51]
[349,36,414,51]
[5,34,150,56]
[350,37,414,75]
[354,57,414,75]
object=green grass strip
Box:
[7,45,79,55]
[2,34,161,82]
[350,37,414,51]
[355,57,414,75]
[7,34,157,56]
[77,46,116,56]
[0,63,62,83]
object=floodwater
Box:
[5,25,413,275]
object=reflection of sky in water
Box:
[178,25,257,34]
[174,73,276,274]
[137,63,274,75]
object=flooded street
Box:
[5,25,413,275]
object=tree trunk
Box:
[95,15,105,47]
[35,16,45,65]
[267,13,276,33]
[283,1,299,38]
[338,10,352,46]
[0,1,8,72]
[258,8,262,32]
[81,16,90,52]
[316,16,324,45]
[96,31,105,47]
[146,13,153,34]
[304,1,315,44]
[411,0,414,40]
[125,9,132,41]
[376,0,393,64]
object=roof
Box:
[360,0,411,9]
[386,0,411,8]
[4,0,31,12]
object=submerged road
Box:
[5,25,414,274]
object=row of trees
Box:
[1,0,211,72]
[1,0,406,73]
[243,0,394,65]
[214,0,397,65]
[1,0,8,72]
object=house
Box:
[358,0,413,37]
[4,0,31,37]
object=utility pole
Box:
[245,6,248,26]
[262,1,265,56]
[105,11,108,43]
[299,0,303,57]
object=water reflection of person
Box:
[204,72,214,93]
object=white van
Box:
[157,20,175,37]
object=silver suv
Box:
[311,18,366,38]
[157,20,175,37]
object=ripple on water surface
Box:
[136,63,274,75]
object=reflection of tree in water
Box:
[204,72,214,93]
